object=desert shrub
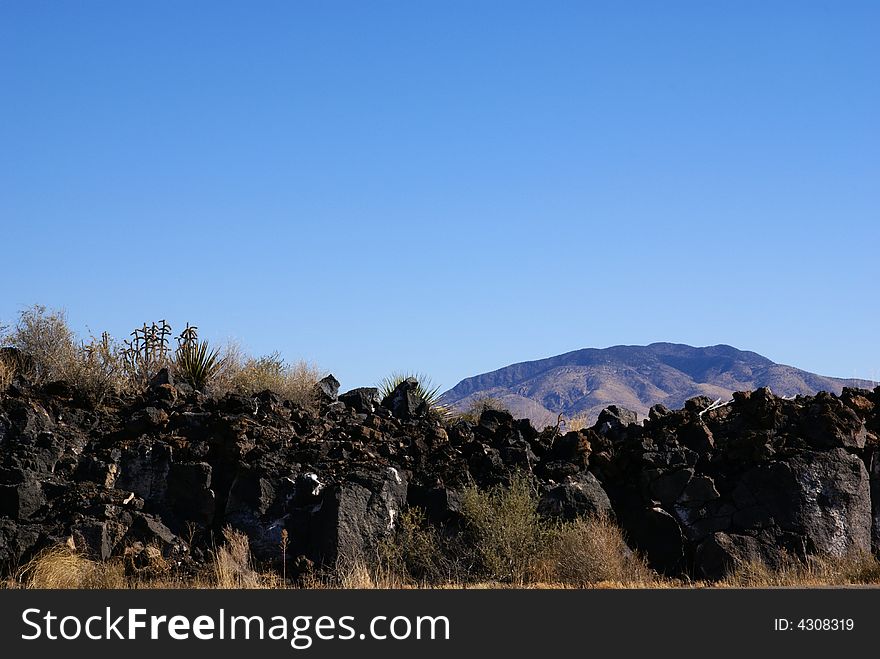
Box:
[564,414,591,432]
[17,545,125,589]
[6,305,78,384]
[379,508,449,585]
[0,358,13,391]
[721,550,880,587]
[458,396,509,423]
[545,515,654,586]
[213,526,261,588]
[73,331,127,401]
[223,352,321,412]
[460,475,548,584]
[3,306,123,401]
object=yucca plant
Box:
[378,372,448,414]
[175,340,225,390]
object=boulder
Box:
[597,405,638,429]
[381,378,429,420]
[339,387,381,414]
[622,506,684,573]
[0,480,45,519]
[538,471,612,520]
[738,449,870,555]
[694,532,777,580]
[308,467,408,567]
[315,374,340,401]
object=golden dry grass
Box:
[564,414,591,432]
[719,551,880,588]
[16,545,126,589]
[541,515,656,586]
[0,358,14,390]
[219,350,322,412]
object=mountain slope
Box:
[441,343,875,427]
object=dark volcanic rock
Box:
[381,378,428,420]
[316,375,340,401]
[0,370,878,582]
[538,471,612,520]
[339,387,381,414]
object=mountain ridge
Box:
[441,343,875,427]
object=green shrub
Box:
[460,475,548,584]
[379,508,449,585]
[120,320,174,387]
[379,372,449,417]
[174,340,225,390]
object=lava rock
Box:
[538,471,612,520]
[315,375,341,402]
[339,387,381,414]
[381,378,428,420]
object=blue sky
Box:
[1,1,878,390]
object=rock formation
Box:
[1,365,878,581]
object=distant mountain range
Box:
[440,343,876,427]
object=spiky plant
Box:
[175,340,225,390]
[378,372,445,411]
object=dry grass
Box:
[213,526,264,588]
[17,545,126,589]
[0,358,14,391]
[12,539,880,590]
[564,414,591,432]
[220,351,321,412]
[4,306,125,401]
[720,551,880,588]
[334,559,406,589]
[1,306,323,406]
[377,508,451,585]
[543,515,655,586]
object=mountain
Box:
[441,343,875,427]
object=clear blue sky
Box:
[1,1,878,390]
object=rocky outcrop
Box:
[0,367,878,581]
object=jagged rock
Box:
[167,462,215,526]
[0,480,44,519]
[695,532,777,580]
[149,368,174,389]
[685,396,715,413]
[677,419,714,453]
[646,467,693,505]
[870,448,880,553]
[737,449,870,555]
[309,467,408,566]
[1,371,878,582]
[478,408,515,433]
[597,405,638,429]
[648,404,671,421]
[316,375,340,401]
[623,506,684,573]
[381,378,428,420]
[538,471,612,520]
[799,393,867,450]
[125,407,169,435]
[339,387,381,414]
[116,443,172,505]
